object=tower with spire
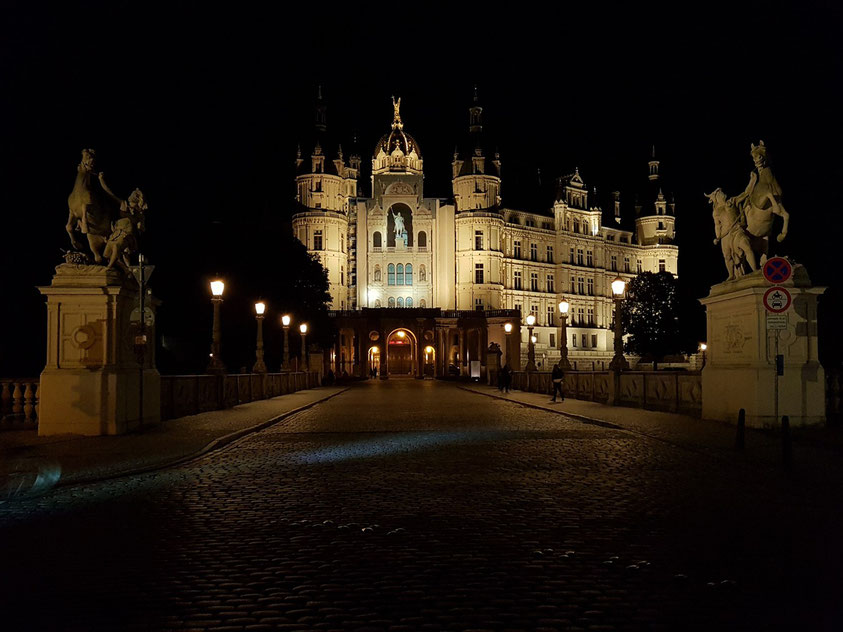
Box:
[634,146,678,273]
[451,87,502,212]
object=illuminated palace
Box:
[292,92,677,378]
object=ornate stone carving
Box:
[706,188,757,281]
[385,181,414,196]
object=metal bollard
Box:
[782,415,792,471]
[735,408,745,450]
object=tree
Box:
[619,271,689,370]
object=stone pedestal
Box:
[700,265,825,428]
[38,264,160,436]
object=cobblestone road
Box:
[1,380,840,631]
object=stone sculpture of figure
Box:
[392,95,402,128]
[706,188,757,281]
[102,188,148,270]
[66,149,121,263]
[390,208,406,240]
[732,141,789,265]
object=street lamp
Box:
[558,297,571,370]
[700,342,707,368]
[525,313,537,372]
[281,314,292,371]
[253,301,267,373]
[299,323,309,371]
[504,322,513,367]
[207,279,226,374]
[609,276,629,371]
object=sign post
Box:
[762,259,792,426]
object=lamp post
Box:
[207,279,226,374]
[299,323,309,371]
[558,297,571,370]
[525,313,537,372]
[700,342,707,369]
[281,314,291,371]
[504,322,513,367]
[609,276,629,372]
[253,301,267,373]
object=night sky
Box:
[1,1,841,376]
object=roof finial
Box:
[651,144,656,158]
[391,95,403,130]
[473,84,479,103]
[317,84,323,100]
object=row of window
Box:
[512,302,599,328]
[372,263,427,285]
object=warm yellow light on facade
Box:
[396,331,406,338]
[611,276,627,297]
[210,280,225,297]
[281,314,291,327]
[255,301,266,315]
[424,345,434,354]
[558,298,569,314]
[530,335,537,344]
[299,323,308,334]
[504,323,513,333]
[700,343,707,351]
[525,314,536,326]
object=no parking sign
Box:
[763,257,792,284]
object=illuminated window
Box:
[406,297,413,308]
[514,240,522,258]
[388,297,395,308]
[475,263,484,284]
[546,274,554,293]
[530,273,538,291]
[475,230,484,250]
[530,243,538,261]
[405,263,413,285]
[397,264,405,285]
[514,271,522,290]
[313,230,323,251]
[373,231,382,248]
[397,297,404,307]
[388,263,395,285]
[418,231,427,248]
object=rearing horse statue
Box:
[66,149,119,263]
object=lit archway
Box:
[386,328,418,377]
[423,344,435,377]
[368,345,381,377]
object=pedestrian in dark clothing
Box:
[551,361,565,402]
[501,363,512,393]
[498,365,508,391]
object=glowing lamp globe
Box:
[255,301,266,315]
[530,335,537,344]
[299,323,308,334]
[525,314,536,326]
[558,299,569,314]
[281,314,291,327]
[210,280,225,297]
[611,277,627,297]
[424,345,434,354]
[700,343,707,351]
[504,323,513,334]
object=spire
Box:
[314,84,327,132]
[648,144,660,181]
[469,86,483,134]
[391,95,403,130]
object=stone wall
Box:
[509,370,703,416]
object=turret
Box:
[451,87,502,212]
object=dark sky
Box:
[1,1,842,375]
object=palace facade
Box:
[292,92,678,377]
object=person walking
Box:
[551,360,565,402]
[498,364,508,392]
[502,363,512,393]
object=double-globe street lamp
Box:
[557,297,572,370]
[525,313,537,372]
[207,279,226,374]
[609,276,630,372]
[253,301,267,374]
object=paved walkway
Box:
[0,386,346,494]
[461,382,843,483]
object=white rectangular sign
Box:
[766,314,787,330]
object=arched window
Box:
[388,297,395,308]
[374,265,382,282]
[419,299,426,308]
[387,263,395,285]
[405,263,413,285]
[373,231,382,248]
[396,264,405,285]
[374,299,382,308]
[418,231,427,248]
[406,297,413,308]
[397,297,404,308]
[419,264,426,282]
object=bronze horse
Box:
[65,149,119,263]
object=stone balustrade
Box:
[508,370,703,417]
[0,372,319,430]
[0,379,40,429]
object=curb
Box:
[54,387,350,491]
[458,384,623,429]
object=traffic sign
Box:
[766,313,788,330]
[130,308,155,327]
[762,257,792,284]
[763,286,792,313]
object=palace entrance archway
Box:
[386,328,417,377]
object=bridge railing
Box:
[0,378,39,430]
